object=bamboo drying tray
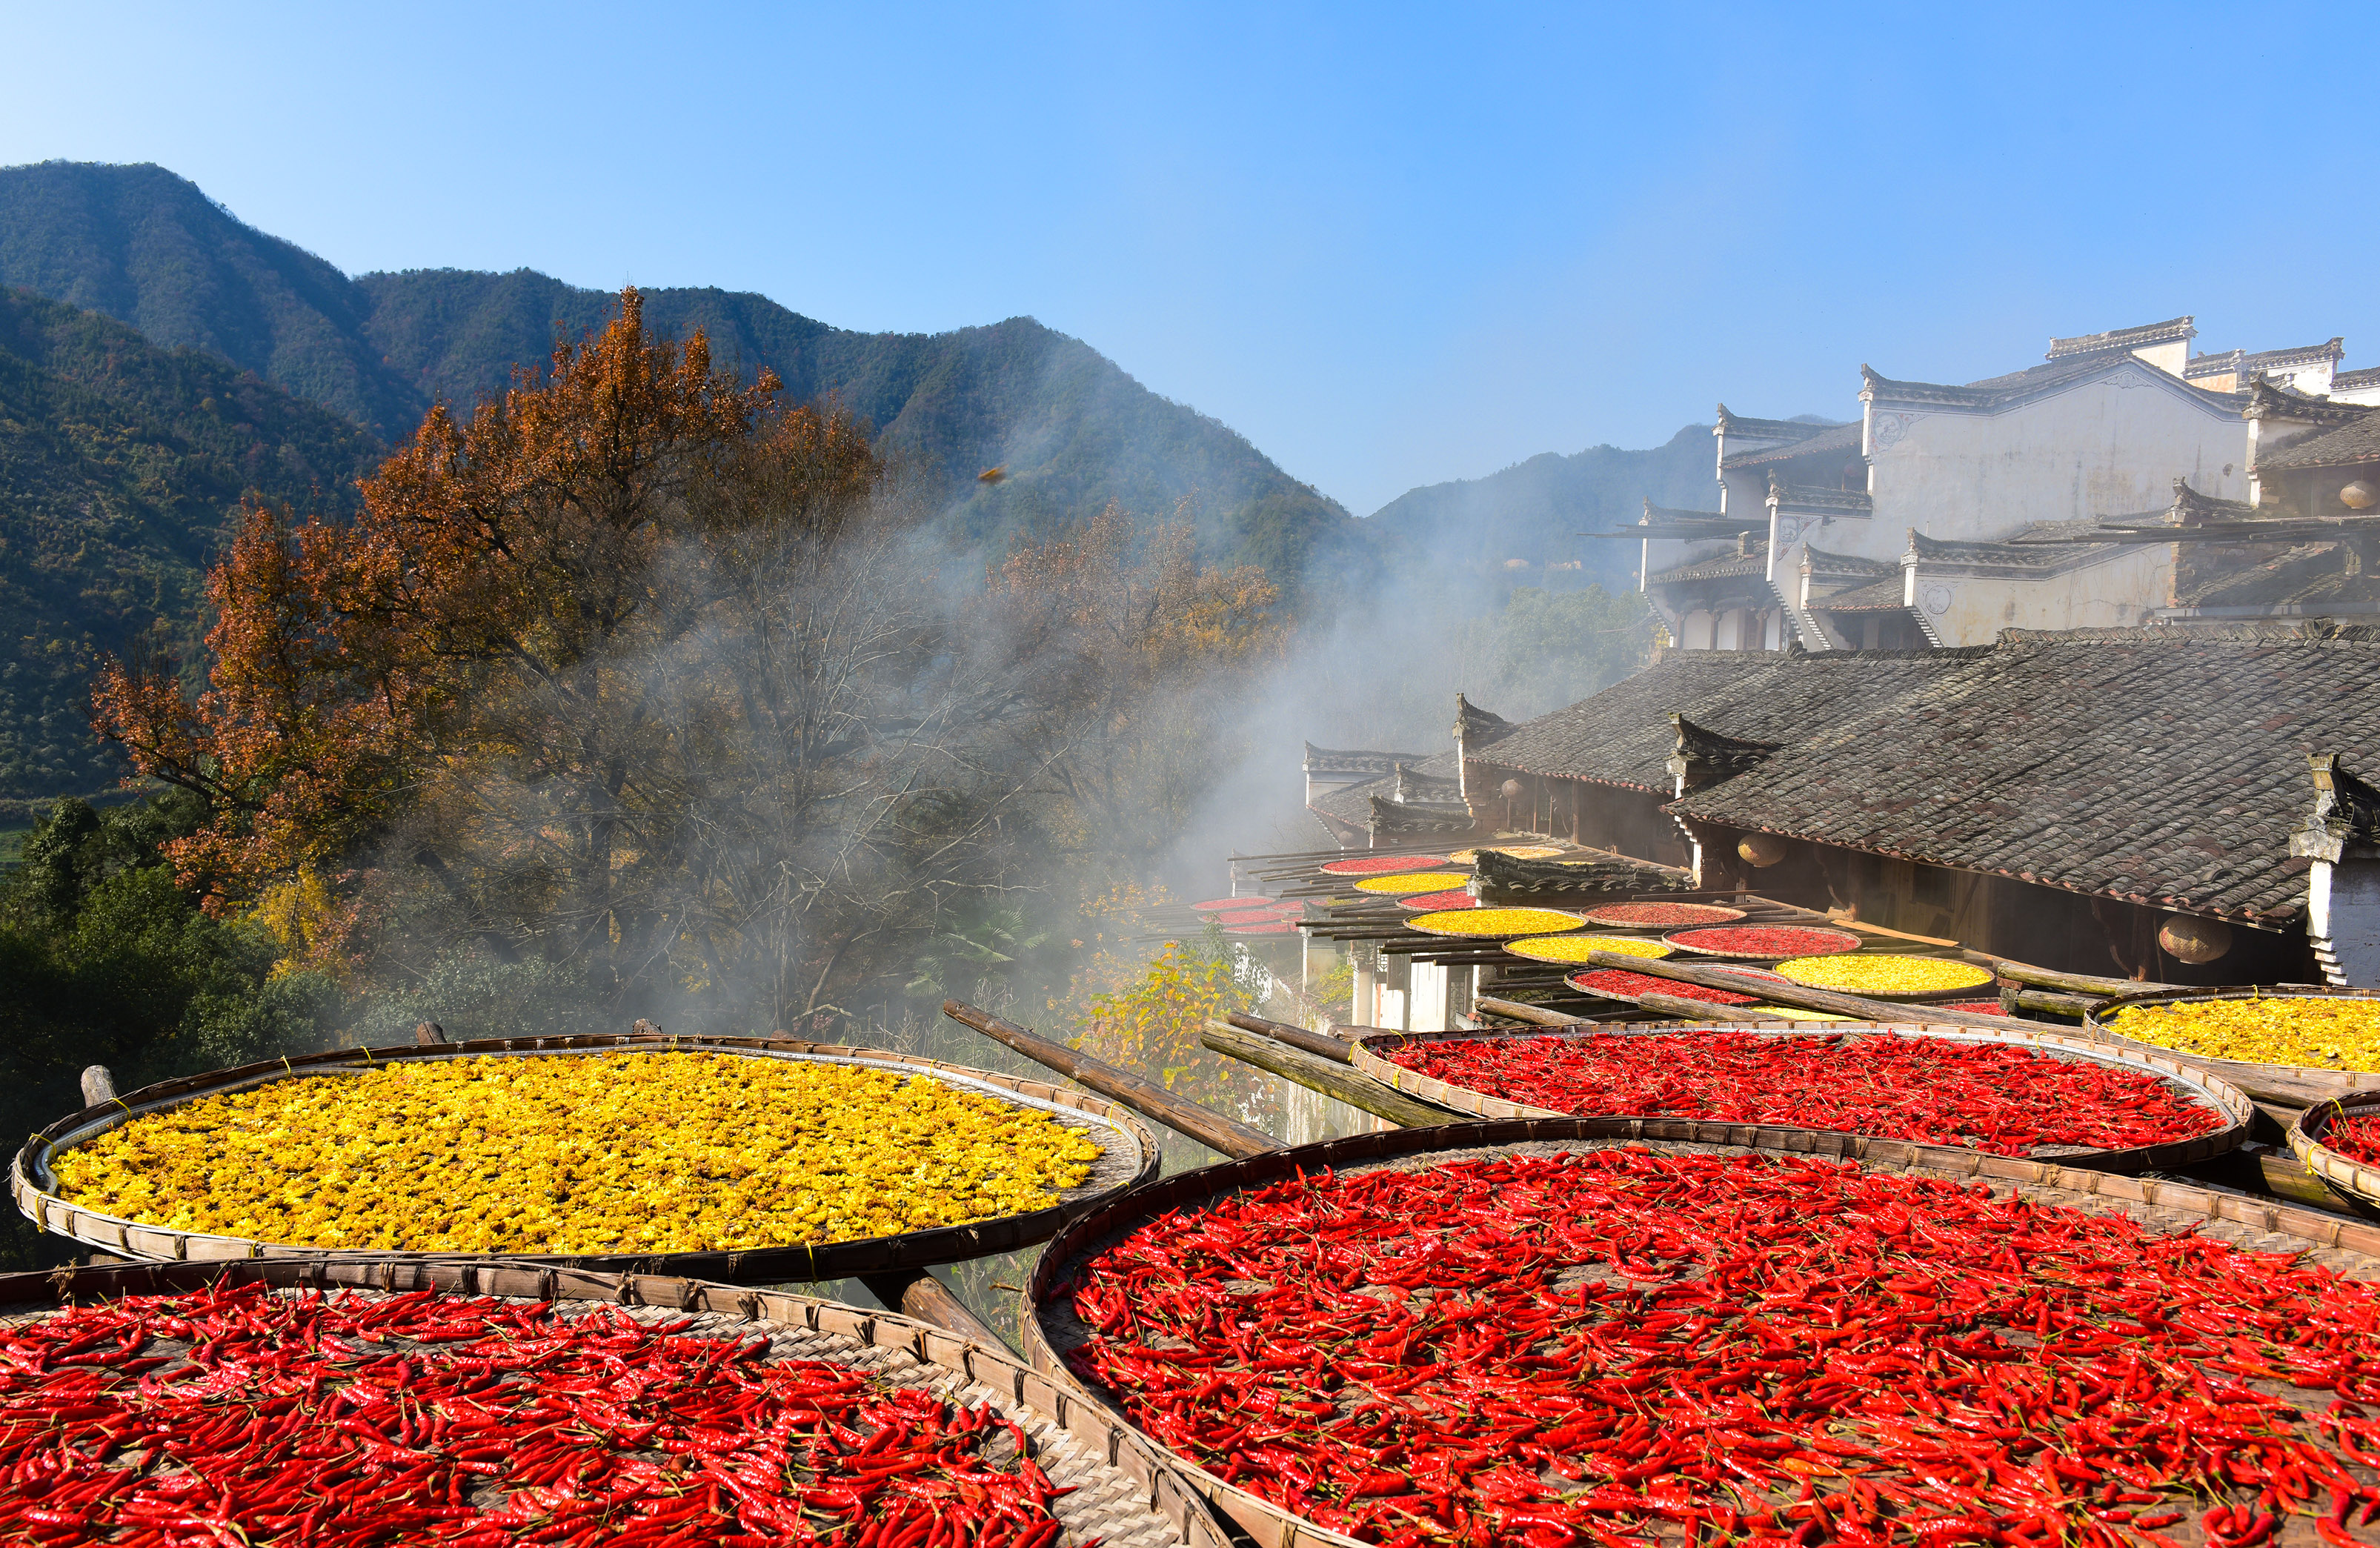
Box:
[12,1033,1157,1282]
[2291,1093,2380,1215]
[1765,957,1999,1003]
[1023,1117,2380,1548]
[2086,986,2380,1101]
[1346,1022,2251,1172]
[0,1256,1230,1548]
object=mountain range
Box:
[0,159,1739,812]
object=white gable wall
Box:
[1861,366,2250,562]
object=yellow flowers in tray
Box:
[1354,871,1470,894]
[2108,996,2380,1072]
[50,1052,1104,1255]
[1503,934,1671,965]
[1772,954,1995,997]
[1407,908,1588,938]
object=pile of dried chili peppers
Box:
[1,1283,1071,1547]
[1377,1031,2215,1154]
[1063,1146,2380,1548]
[1663,926,1863,959]
[1566,968,1780,1006]
[1578,903,1744,929]
[2316,1109,2380,1165]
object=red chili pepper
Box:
[1382,1030,2218,1154]
[1071,1147,2380,1546]
[0,1283,1068,1545]
[1664,924,1865,957]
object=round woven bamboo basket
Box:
[1764,957,2000,1003]
[1659,926,1864,962]
[2290,1092,2380,1215]
[11,1033,1158,1282]
[0,1256,1230,1548]
[1346,1022,2251,1172]
[2084,986,2380,1099]
[1022,1117,2380,1548]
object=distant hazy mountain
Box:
[1365,425,1720,590]
[0,286,381,811]
[0,162,1353,585]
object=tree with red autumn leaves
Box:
[94,288,1283,1027]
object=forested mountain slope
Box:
[0,163,1354,583]
[1364,425,1720,589]
[0,287,379,811]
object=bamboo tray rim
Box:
[2291,1092,2380,1212]
[2085,987,2380,1092]
[0,1255,1230,1548]
[1658,925,1865,961]
[1343,1020,2253,1174]
[1020,1115,2380,1548]
[11,1033,1160,1282]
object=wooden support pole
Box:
[1984,958,2181,997]
[1200,1023,1463,1131]
[2003,988,2098,1019]
[1580,952,2028,1031]
[859,1269,1011,1349]
[415,1021,448,1046]
[1224,1011,1354,1064]
[1473,995,1590,1026]
[79,1066,116,1106]
[1634,993,1787,1025]
[942,1001,1280,1161]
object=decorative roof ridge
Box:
[1666,713,1781,789]
[2244,376,2377,425]
[1862,356,2245,413]
[2047,316,2195,359]
[2170,477,2258,525]
[2337,366,2380,389]
[2187,338,2345,376]
[1995,621,2380,646]
[1304,743,1434,768]
[1798,544,1896,577]
[1452,691,1515,749]
[2290,753,2380,862]
[1713,405,1837,444]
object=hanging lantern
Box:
[1736,834,1789,868]
[2158,914,2232,964]
[2341,480,2375,511]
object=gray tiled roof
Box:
[1721,420,1862,471]
[1472,649,1967,793]
[1649,544,1767,582]
[2255,413,2380,474]
[1307,751,1461,828]
[1668,624,2380,923]
[1801,545,1897,577]
[1807,577,1908,611]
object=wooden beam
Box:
[942,1001,1280,1161]
[1472,994,1590,1026]
[1984,957,2180,997]
[1200,1023,1463,1131]
[858,1269,1010,1349]
[1224,1011,1354,1064]
[1635,993,1785,1025]
[1580,952,2030,1031]
[2005,988,2097,1018]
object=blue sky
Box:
[4,2,2373,514]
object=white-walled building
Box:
[1618,316,2380,648]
